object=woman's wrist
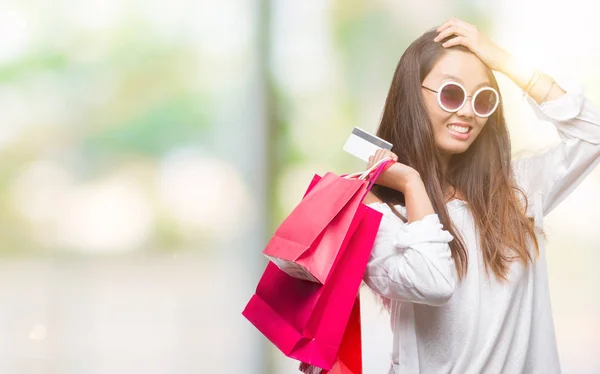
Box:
[402,175,435,222]
[500,56,566,104]
[498,55,535,89]
[397,173,423,193]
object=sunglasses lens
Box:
[439,83,465,111]
[474,89,498,116]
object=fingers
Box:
[442,36,471,49]
[436,19,454,33]
[368,149,383,168]
[378,148,397,163]
[435,17,477,46]
[450,17,476,31]
[435,17,504,70]
[368,148,397,169]
[434,25,467,43]
[437,17,475,33]
[435,17,478,51]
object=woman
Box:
[362,18,600,373]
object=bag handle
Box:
[343,157,393,181]
[343,157,395,201]
[363,158,393,194]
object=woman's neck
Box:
[440,157,465,203]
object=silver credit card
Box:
[343,127,393,162]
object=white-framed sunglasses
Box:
[422,81,500,118]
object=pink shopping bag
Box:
[263,158,393,285]
[243,160,390,370]
[263,172,367,284]
[243,204,381,370]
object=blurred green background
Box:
[0,0,598,373]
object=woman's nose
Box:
[456,97,475,118]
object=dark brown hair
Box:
[371,28,541,280]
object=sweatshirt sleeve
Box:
[512,80,600,216]
[363,202,456,307]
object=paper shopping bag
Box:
[243,202,381,370]
[263,157,393,285]
[299,298,363,374]
[244,159,391,370]
[263,172,367,284]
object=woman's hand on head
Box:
[368,149,421,193]
[434,17,511,72]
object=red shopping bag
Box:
[263,172,367,284]
[332,298,363,373]
[299,298,363,374]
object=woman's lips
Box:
[447,123,472,140]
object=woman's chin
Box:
[438,143,471,157]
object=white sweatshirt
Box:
[363,80,600,374]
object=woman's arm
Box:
[500,57,566,105]
[435,17,565,104]
[365,148,434,223]
[436,17,600,216]
[362,204,456,306]
[362,149,456,306]
[512,87,600,215]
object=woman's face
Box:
[421,50,492,160]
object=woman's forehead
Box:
[427,50,490,88]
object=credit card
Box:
[343,127,393,162]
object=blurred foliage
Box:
[0,10,213,255]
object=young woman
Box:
[362,18,600,373]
